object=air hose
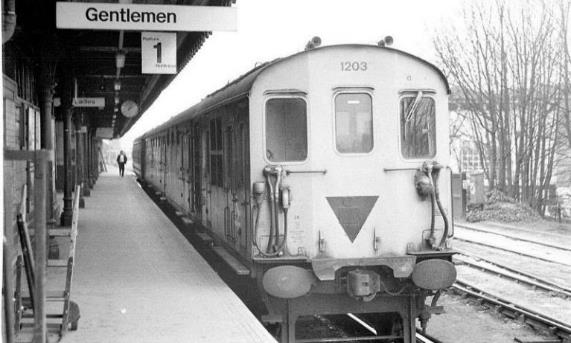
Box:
[252,166,290,257]
[416,161,450,250]
[431,164,450,248]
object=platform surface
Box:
[60,170,276,343]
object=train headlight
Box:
[262,266,315,299]
[411,259,456,290]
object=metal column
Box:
[39,61,57,221]
[82,129,91,197]
[60,79,74,226]
[75,114,85,208]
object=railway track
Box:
[451,281,571,342]
[453,233,571,267]
[455,223,571,253]
[454,252,571,298]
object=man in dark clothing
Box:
[117,150,127,177]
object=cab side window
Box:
[400,92,436,158]
[265,98,307,162]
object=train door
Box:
[163,134,168,195]
[160,135,166,194]
[183,129,192,213]
[201,126,211,226]
[192,124,202,218]
[235,109,250,255]
[209,117,224,232]
[176,130,184,208]
[223,123,236,246]
[170,130,177,200]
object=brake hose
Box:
[265,172,276,253]
[252,194,289,257]
[431,165,450,248]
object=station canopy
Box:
[10,0,234,138]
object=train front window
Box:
[334,93,373,153]
[265,98,307,162]
[400,92,436,158]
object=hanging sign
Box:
[73,97,105,107]
[56,2,237,32]
[95,128,114,139]
[141,32,177,74]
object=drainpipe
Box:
[2,0,16,44]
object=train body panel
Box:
[134,44,456,343]
[249,46,450,260]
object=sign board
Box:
[73,97,105,107]
[142,32,176,74]
[56,2,237,32]
[95,128,114,139]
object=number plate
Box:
[340,61,368,71]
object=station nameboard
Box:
[56,2,237,32]
[73,97,105,107]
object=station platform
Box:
[59,170,276,343]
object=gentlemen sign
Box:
[56,2,237,31]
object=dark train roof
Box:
[138,44,450,140]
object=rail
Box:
[454,252,571,298]
[455,223,571,252]
[452,281,571,342]
[453,236,571,267]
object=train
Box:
[132,39,456,342]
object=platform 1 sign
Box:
[56,2,237,32]
[73,97,105,108]
[142,32,176,74]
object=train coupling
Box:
[346,269,381,301]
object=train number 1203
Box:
[340,61,368,71]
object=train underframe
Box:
[255,253,454,343]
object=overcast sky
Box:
[120,0,464,147]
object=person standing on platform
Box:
[116,150,128,177]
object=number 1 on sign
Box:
[153,42,162,64]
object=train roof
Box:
[137,44,450,140]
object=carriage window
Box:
[335,93,373,153]
[400,93,436,158]
[265,98,307,162]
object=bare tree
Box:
[436,0,566,215]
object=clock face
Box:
[121,100,139,118]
